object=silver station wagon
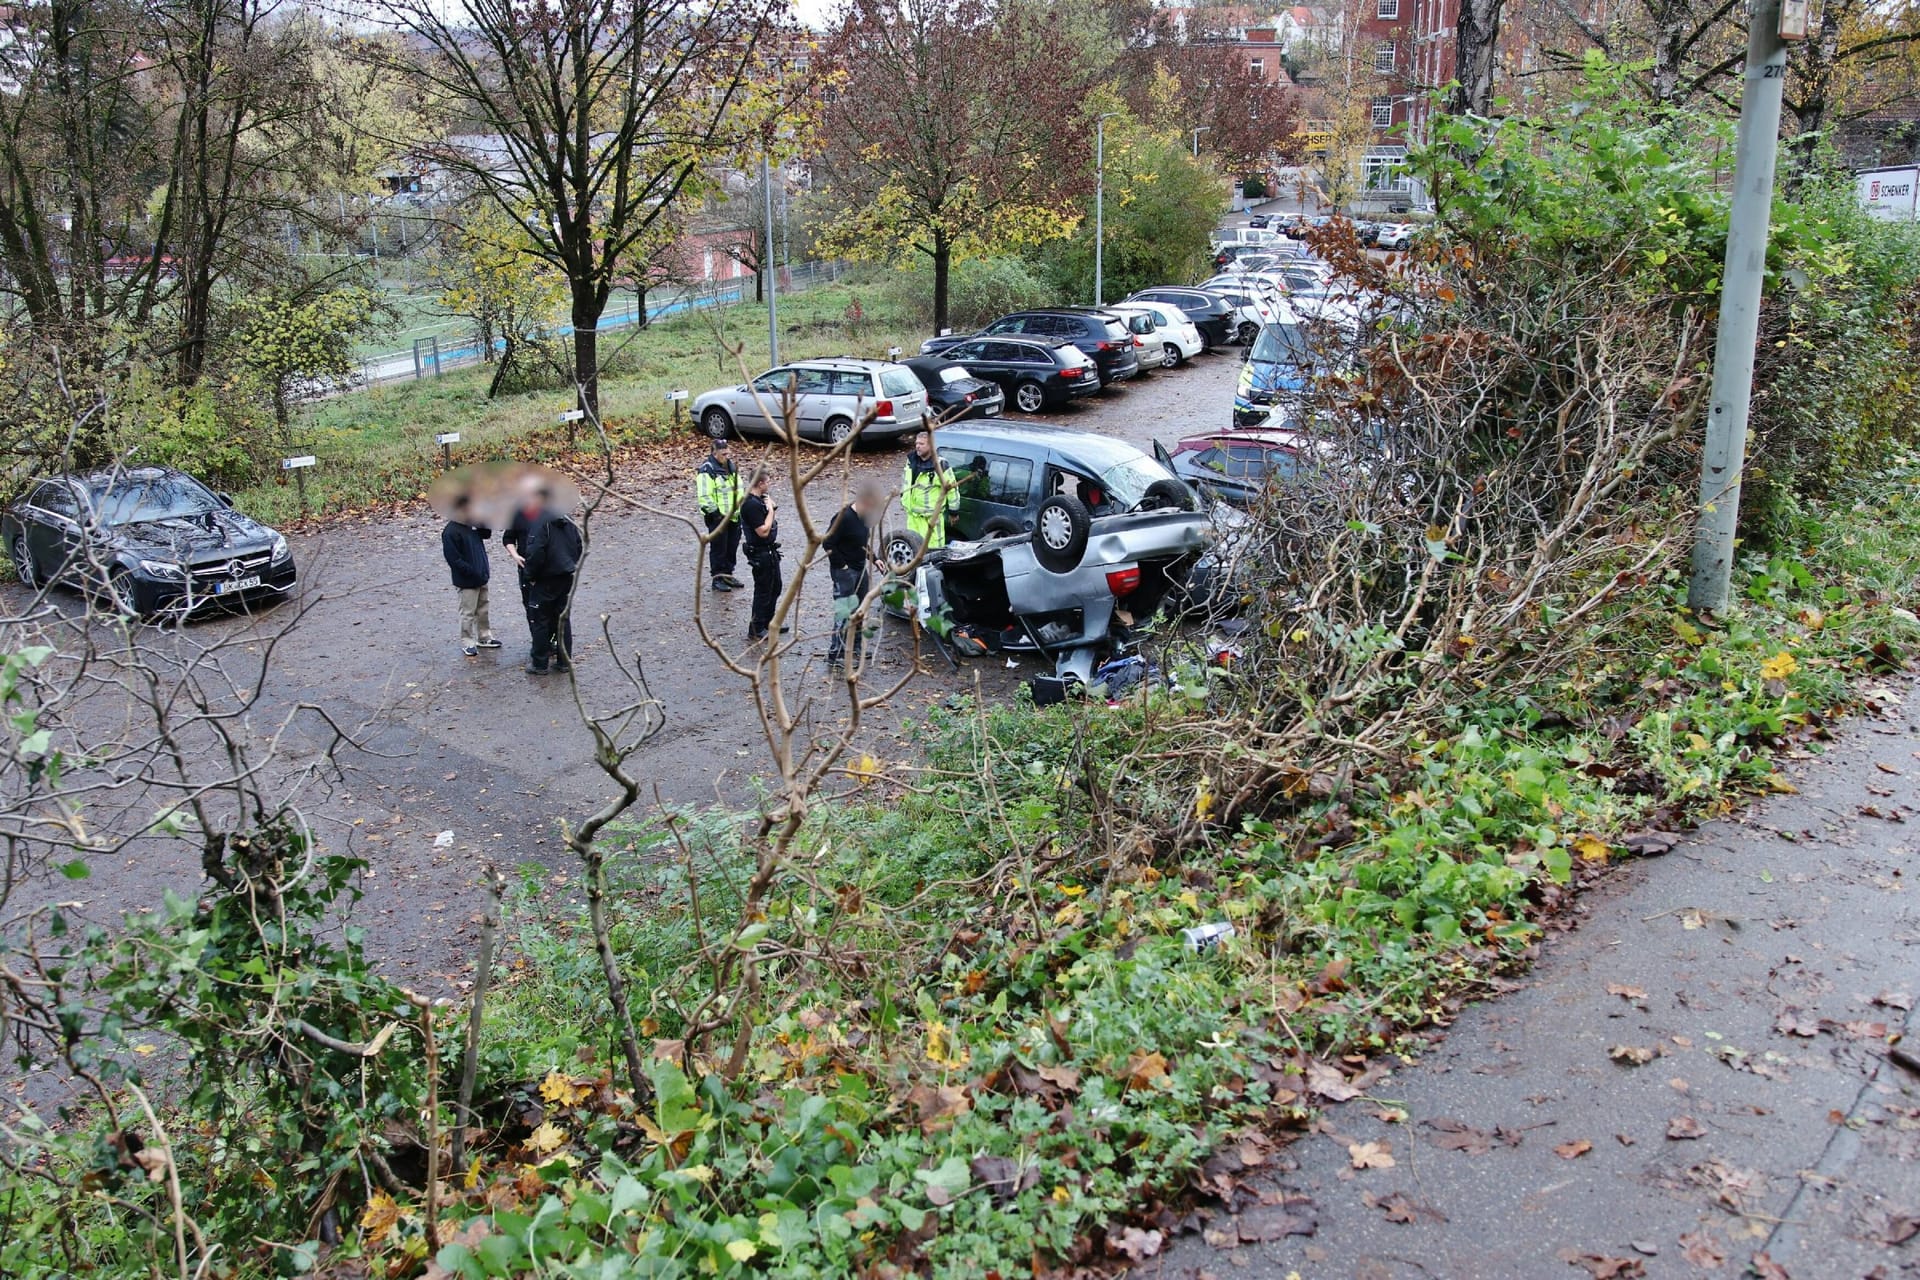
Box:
[692,358,930,446]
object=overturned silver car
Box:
[883,424,1216,685]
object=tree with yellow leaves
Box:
[430,201,569,399]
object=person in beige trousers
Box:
[441,495,502,658]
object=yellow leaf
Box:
[1760,651,1799,680]
[539,1070,592,1107]
[1573,834,1610,863]
[1177,889,1199,911]
[526,1121,568,1156]
[359,1190,402,1243]
[1347,1140,1396,1169]
[133,1043,156,1056]
[1194,780,1215,822]
[925,1019,971,1070]
[849,753,883,786]
[726,1240,757,1261]
[1052,1184,1071,1203]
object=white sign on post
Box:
[887,346,902,358]
[664,389,688,402]
[558,408,588,423]
[282,456,316,470]
[1857,166,1919,222]
[435,431,461,445]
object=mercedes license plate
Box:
[213,575,261,595]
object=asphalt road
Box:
[1153,679,1920,1279]
[0,349,1244,1010]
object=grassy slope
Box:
[251,272,919,526]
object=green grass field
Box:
[254,270,921,524]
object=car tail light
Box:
[1106,567,1141,597]
[964,392,974,403]
[1094,339,1113,352]
[874,398,894,417]
[1058,367,1083,379]
[1134,336,1145,347]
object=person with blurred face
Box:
[823,482,885,669]
[441,494,501,658]
[518,487,582,674]
[739,469,784,642]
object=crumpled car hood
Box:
[111,509,275,560]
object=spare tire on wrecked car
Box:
[1032,494,1091,573]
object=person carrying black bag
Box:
[518,489,583,674]
[739,469,785,642]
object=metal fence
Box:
[350,259,855,391]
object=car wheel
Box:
[825,416,855,446]
[979,517,1022,539]
[884,529,925,573]
[1237,321,1259,345]
[9,531,37,590]
[1140,478,1197,513]
[1013,382,1046,413]
[701,407,733,439]
[1161,342,1182,369]
[1031,495,1090,574]
[104,566,144,620]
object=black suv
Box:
[1124,287,1235,352]
[925,309,1142,387]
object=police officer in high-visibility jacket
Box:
[696,439,746,592]
[900,428,958,551]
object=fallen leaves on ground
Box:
[1679,1230,1727,1269]
[1773,1009,1821,1038]
[1864,1206,1920,1246]
[1108,1226,1163,1260]
[1606,983,1650,1002]
[1558,1249,1646,1278]
[1554,1138,1594,1160]
[1348,1140,1396,1169]
[1749,1253,1790,1280]
[1123,1049,1170,1091]
[1609,1044,1657,1066]
[1307,1058,1363,1101]
[1666,1115,1706,1140]
[1424,1116,1494,1154]
[1230,1198,1318,1242]
[1363,1190,1446,1224]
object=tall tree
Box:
[1115,8,1301,170]
[817,0,1092,333]
[1452,0,1506,113]
[1784,0,1920,180]
[388,0,791,419]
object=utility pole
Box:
[1095,112,1117,307]
[1687,0,1791,613]
[1191,125,1211,158]
[763,153,779,365]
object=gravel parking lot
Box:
[0,349,1243,988]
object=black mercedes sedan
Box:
[4,466,297,618]
[902,355,1006,423]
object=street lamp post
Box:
[1094,111,1118,307]
[1190,125,1211,159]
[763,153,778,365]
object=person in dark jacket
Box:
[823,482,883,669]
[739,469,784,641]
[441,496,501,658]
[517,490,583,674]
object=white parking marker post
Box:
[435,431,460,471]
[282,455,317,512]
[665,388,688,429]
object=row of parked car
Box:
[695,292,1241,444]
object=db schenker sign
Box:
[1857,166,1918,221]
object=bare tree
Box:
[386,0,795,422]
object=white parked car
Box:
[1107,301,1205,369]
[1376,223,1415,250]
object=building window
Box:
[1374,41,1396,72]
[1371,96,1393,129]
[1377,0,1399,16]
[1250,57,1265,79]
